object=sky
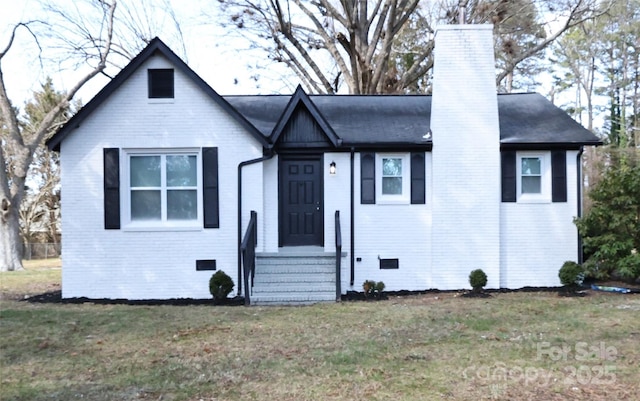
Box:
[1,0,603,134]
[0,0,295,109]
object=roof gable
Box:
[270,86,341,148]
[47,37,268,151]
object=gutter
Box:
[237,149,275,296]
[576,147,584,264]
[350,147,355,286]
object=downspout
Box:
[576,147,584,264]
[237,149,274,296]
[350,147,355,286]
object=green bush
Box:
[468,269,488,292]
[558,261,584,287]
[617,253,640,282]
[575,149,640,282]
[209,271,234,301]
[363,280,385,298]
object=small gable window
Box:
[148,69,174,98]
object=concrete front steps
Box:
[250,248,339,305]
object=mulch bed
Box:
[20,282,638,306]
[22,291,245,306]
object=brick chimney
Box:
[430,25,501,289]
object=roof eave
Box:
[500,141,603,150]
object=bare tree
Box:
[1,0,191,272]
[0,1,116,271]
[218,0,426,94]
[217,0,610,94]
[15,78,73,247]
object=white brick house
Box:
[48,25,600,303]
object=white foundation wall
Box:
[350,153,433,292]
[61,54,263,299]
[430,25,501,290]
[500,150,580,288]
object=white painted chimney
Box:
[430,25,501,289]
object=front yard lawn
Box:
[1,266,639,400]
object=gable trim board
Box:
[50,27,602,300]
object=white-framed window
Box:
[517,152,550,202]
[123,148,201,230]
[376,153,410,203]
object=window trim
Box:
[376,153,410,204]
[516,152,551,203]
[122,148,203,231]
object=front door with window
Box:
[279,156,323,246]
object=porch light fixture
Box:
[329,161,337,175]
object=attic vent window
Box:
[148,69,174,98]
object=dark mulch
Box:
[20,282,638,307]
[23,291,245,306]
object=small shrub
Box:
[362,280,385,299]
[363,280,377,296]
[469,269,488,292]
[209,271,234,301]
[558,261,584,288]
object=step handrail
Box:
[335,210,342,301]
[241,210,258,306]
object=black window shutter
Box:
[501,151,516,202]
[103,148,121,229]
[410,152,426,204]
[361,152,375,204]
[203,147,220,228]
[551,150,567,202]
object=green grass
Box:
[0,259,61,300]
[1,266,639,400]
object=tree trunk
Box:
[0,198,23,271]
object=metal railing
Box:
[335,210,342,301]
[241,211,258,306]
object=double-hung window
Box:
[126,150,201,229]
[521,157,542,194]
[517,152,550,202]
[376,153,410,203]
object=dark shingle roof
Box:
[497,93,601,147]
[225,95,432,146]
[225,93,601,149]
[48,37,600,151]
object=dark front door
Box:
[279,156,323,246]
